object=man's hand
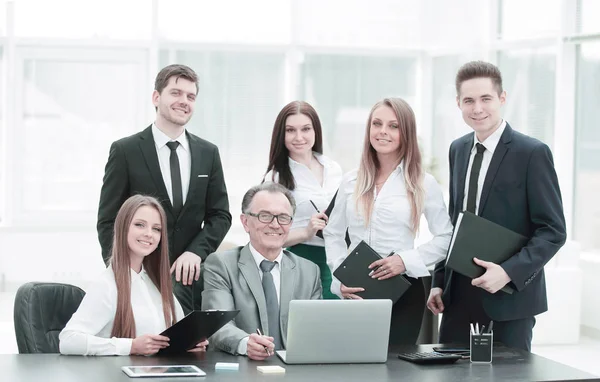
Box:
[130,334,170,355]
[368,254,406,280]
[187,339,209,353]
[426,287,445,315]
[471,257,511,294]
[170,251,201,286]
[340,284,364,300]
[247,333,274,361]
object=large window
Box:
[574,42,600,253]
[497,47,556,146]
[578,0,600,35]
[499,0,561,39]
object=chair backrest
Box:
[14,282,85,354]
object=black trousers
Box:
[438,273,536,351]
[389,277,426,346]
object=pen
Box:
[470,323,475,335]
[309,200,320,213]
[480,325,486,334]
[475,323,479,335]
[487,320,494,334]
[256,329,271,356]
[369,251,397,277]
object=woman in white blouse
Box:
[59,195,208,356]
[324,98,453,345]
[264,100,343,299]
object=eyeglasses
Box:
[246,211,293,225]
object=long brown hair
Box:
[109,195,177,338]
[265,101,323,190]
[354,98,425,234]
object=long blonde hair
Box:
[354,98,425,234]
[109,195,177,338]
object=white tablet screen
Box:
[122,365,205,377]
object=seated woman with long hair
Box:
[59,195,208,355]
[324,98,453,345]
[264,100,343,299]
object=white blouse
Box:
[323,164,453,298]
[59,266,185,356]
[264,153,343,247]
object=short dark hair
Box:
[154,64,199,95]
[241,182,296,215]
[455,61,503,96]
[265,101,324,190]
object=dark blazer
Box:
[432,124,566,321]
[97,125,232,265]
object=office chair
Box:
[14,282,85,353]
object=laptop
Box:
[276,299,392,364]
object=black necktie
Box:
[260,260,283,350]
[166,141,183,216]
[466,143,486,214]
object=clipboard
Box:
[333,240,412,304]
[157,310,239,354]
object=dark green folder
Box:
[333,240,412,304]
[445,211,530,294]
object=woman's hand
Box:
[304,212,328,239]
[187,339,209,352]
[131,334,170,355]
[340,284,365,300]
[368,254,406,280]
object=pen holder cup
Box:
[470,332,493,363]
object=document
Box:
[445,211,530,294]
[158,310,239,354]
[333,240,412,303]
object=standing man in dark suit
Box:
[97,64,232,313]
[426,61,566,351]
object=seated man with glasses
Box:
[202,182,322,360]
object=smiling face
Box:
[457,77,506,142]
[369,105,401,159]
[152,76,197,127]
[240,190,293,259]
[284,113,315,159]
[127,205,162,263]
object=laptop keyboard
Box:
[397,351,462,364]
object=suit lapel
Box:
[138,126,173,212]
[455,135,473,213]
[238,245,268,333]
[177,132,202,221]
[279,251,296,346]
[478,125,512,215]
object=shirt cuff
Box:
[237,336,249,355]
[330,278,342,298]
[397,250,429,278]
[113,337,133,356]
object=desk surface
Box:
[3,345,598,382]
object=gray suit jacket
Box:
[201,245,322,354]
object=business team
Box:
[58,60,565,357]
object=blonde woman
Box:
[324,98,453,345]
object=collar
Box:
[248,242,283,270]
[130,264,149,282]
[288,151,326,169]
[472,119,506,154]
[152,123,189,152]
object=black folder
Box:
[332,240,412,304]
[157,310,239,354]
[445,211,529,294]
[315,190,338,240]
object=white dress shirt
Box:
[462,120,506,215]
[264,153,343,247]
[236,243,283,355]
[59,266,185,356]
[152,124,191,205]
[324,165,453,298]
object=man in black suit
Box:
[97,64,232,312]
[427,61,566,351]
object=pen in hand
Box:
[256,328,271,356]
[368,251,396,277]
[309,200,320,213]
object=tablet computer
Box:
[121,365,205,378]
[158,310,239,354]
